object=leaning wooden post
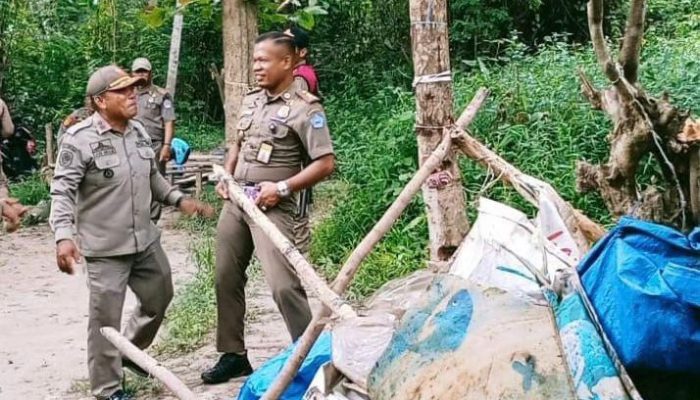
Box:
[100,327,197,400]
[212,165,356,320]
[45,123,54,167]
[451,105,606,248]
[261,91,490,399]
[409,0,470,263]
[165,0,183,96]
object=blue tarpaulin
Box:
[237,332,332,400]
[577,217,700,373]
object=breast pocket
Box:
[89,155,122,187]
[136,146,156,175]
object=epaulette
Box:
[246,86,263,96]
[296,89,320,104]
[154,85,170,96]
[65,115,94,136]
[130,119,149,137]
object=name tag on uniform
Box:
[257,142,273,164]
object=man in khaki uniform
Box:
[201,31,335,384]
[50,65,213,400]
[131,57,176,223]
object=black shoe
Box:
[122,358,149,378]
[107,389,132,400]
[201,353,253,384]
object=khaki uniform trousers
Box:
[85,240,173,399]
[215,198,312,354]
[150,141,167,223]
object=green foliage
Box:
[8,174,49,205]
[313,31,700,297]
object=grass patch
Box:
[8,173,50,205]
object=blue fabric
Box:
[237,332,332,400]
[577,217,700,373]
[170,137,190,166]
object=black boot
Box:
[107,389,132,400]
[201,353,253,384]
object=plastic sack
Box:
[238,332,332,400]
[331,313,396,388]
[577,217,700,373]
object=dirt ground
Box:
[0,212,303,400]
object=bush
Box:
[313,31,700,297]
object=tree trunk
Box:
[222,0,257,145]
[409,0,469,263]
[165,1,183,96]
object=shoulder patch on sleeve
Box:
[309,111,326,129]
[296,90,320,104]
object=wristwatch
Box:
[276,180,291,198]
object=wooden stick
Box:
[100,327,196,400]
[262,130,465,400]
[45,123,54,167]
[195,171,203,197]
[451,112,606,248]
[165,1,184,96]
[213,165,357,320]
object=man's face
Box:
[95,85,138,121]
[253,40,293,89]
[132,69,151,85]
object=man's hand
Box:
[56,239,81,275]
[178,198,215,218]
[255,181,281,211]
[215,181,229,200]
[1,198,28,233]
[159,144,172,163]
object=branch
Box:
[213,165,357,320]
[100,328,197,400]
[618,0,646,84]
[577,69,603,110]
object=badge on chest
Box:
[257,142,273,164]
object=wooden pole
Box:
[451,105,606,248]
[165,1,183,96]
[45,123,54,167]
[222,0,257,145]
[100,327,197,400]
[409,0,470,262]
[213,165,357,319]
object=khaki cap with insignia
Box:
[131,57,152,72]
[86,65,145,97]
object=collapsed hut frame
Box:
[102,88,613,399]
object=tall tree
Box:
[409,0,469,264]
[222,0,258,145]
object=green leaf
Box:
[294,11,315,30]
[304,5,328,16]
[140,6,168,29]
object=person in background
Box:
[131,57,176,223]
[284,26,320,96]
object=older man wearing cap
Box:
[50,65,213,400]
[131,57,176,223]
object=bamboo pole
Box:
[212,165,357,320]
[451,107,606,248]
[100,327,196,400]
[262,90,489,399]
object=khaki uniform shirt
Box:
[50,113,184,257]
[0,97,14,138]
[233,82,334,183]
[135,84,175,143]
